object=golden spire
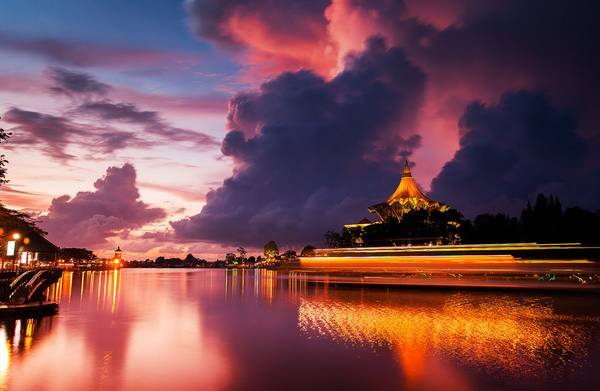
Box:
[368,159,449,222]
[386,160,431,203]
[402,159,412,177]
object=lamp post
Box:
[10,232,20,271]
[2,232,20,270]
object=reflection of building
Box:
[297,293,592,382]
[367,160,448,222]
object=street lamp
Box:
[10,232,21,270]
[2,232,20,270]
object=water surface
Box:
[2,269,600,390]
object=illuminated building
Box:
[367,160,448,222]
[114,246,122,260]
[342,160,458,246]
[112,246,123,267]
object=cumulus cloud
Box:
[429,91,592,216]
[187,0,600,184]
[39,163,166,247]
[48,67,111,96]
[172,38,425,246]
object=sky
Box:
[0,0,599,260]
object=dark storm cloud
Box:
[76,100,219,148]
[409,0,600,132]
[39,163,166,247]
[48,67,111,96]
[172,38,426,246]
[429,91,592,216]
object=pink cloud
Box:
[0,184,51,211]
[39,163,166,248]
[112,87,229,115]
[138,181,206,203]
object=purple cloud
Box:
[48,67,111,96]
[0,32,184,68]
[39,163,166,247]
[76,100,219,148]
[2,107,84,160]
[2,66,219,159]
[2,107,148,160]
[429,91,594,216]
[171,38,425,246]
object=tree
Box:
[0,118,10,185]
[283,249,297,261]
[225,252,237,265]
[324,231,344,248]
[184,253,197,263]
[59,248,97,261]
[0,205,46,236]
[462,213,520,243]
[300,245,316,257]
[263,240,279,260]
[237,246,247,263]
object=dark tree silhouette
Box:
[0,117,11,185]
[263,240,279,259]
[59,248,97,261]
[300,245,316,256]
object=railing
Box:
[1,268,63,304]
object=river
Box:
[1,269,600,390]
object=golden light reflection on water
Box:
[298,293,599,379]
[225,269,281,303]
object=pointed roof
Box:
[385,160,431,203]
[115,246,122,252]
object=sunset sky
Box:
[1,0,598,259]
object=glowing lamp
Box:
[12,233,20,240]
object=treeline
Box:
[124,254,209,268]
[462,194,599,244]
[220,241,306,267]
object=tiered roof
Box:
[368,160,448,221]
